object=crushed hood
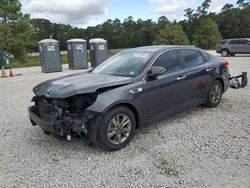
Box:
[33,73,133,98]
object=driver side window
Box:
[153,50,180,72]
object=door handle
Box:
[206,68,213,72]
[177,75,186,80]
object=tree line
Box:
[0,0,250,63]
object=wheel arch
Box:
[221,48,229,53]
[105,103,140,129]
[214,77,224,91]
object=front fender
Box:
[86,82,143,114]
[87,95,134,114]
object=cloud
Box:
[209,0,236,13]
[22,0,110,25]
[148,0,197,20]
[148,0,236,20]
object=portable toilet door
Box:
[89,38,108,67]
[38,39,62,73]
[67,39,88,69]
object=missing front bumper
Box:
[29,106,68,135]
[28,106,91,139]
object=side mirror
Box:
[147,66,166,79]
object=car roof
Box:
[122,45,201,53]
[222,38,250,41]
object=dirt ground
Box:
[0,51,249,188]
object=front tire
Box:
[205,80,223,108]
[97,106,136,151]
[221,49,229,57]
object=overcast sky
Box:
[20,0,236,28]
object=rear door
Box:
[178,49,214,103]
[229,39,244,53]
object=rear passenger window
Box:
[239,40,248,44]
[229,40,248,44]
[229,40,239,44]
[200,51,211,62]
[219,40,227,45]
[153,50,180,71]
[180,49,204,67]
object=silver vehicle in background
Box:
[216,38,250,57]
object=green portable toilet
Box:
[38,39,62,73]
[0,51,11,69]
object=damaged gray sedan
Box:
[29,45,247,151]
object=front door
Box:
[136,50,189,123]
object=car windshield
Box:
[92,52,154,77]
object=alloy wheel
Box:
[107,114,132,145]
[221,50,228,57]
[211,84,221,104]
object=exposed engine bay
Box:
[29,86,120,140]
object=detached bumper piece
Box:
[229,72,248,89]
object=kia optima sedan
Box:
[29,45,230,151]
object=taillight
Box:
[222,61,229,68]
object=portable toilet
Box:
[0,51,11,69]
[38,39,62,73]
[67,39,88,69]
[89,38,108,67]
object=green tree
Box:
[0,0,33,62]
[184,8,194,20]
[216,7,241,39]
[197,0,211,16]
[221,4,234,12]
[0,0,22,23]
[237,0,250,8]
[183,8,195,43]
[108,19,125,48]
[238,6,250,37]
[132,19,156,47]
[30,18,88,51]
[156,16,171,31]
[31,18,53,41]
[193,18,222,49]
[153,24,188,45]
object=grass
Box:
[11,50,117,69]
[11,54,68,68]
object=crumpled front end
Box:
[29,95,96,140]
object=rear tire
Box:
[221,49,229,57]
[97,106,136,151]
[205,80,223,108]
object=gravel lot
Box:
[0,51,249,188]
